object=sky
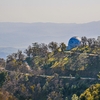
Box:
[0,0,100,23]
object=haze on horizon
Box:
[0,0,100,23]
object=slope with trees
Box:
[0,36,100,100]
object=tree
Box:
[32,42,40,57]
[6,55,14,63]
[25,42,48,57]
[7,50,25,63]
[71,94,78,100]
[6,50,28,72]
[0,58,5,68]
[25,45,32,57]
[60,42,66,52]
[47,91,63,100]
[79,84,100,100]
[0,72,7,87]
[87,38,93,47]
[81,36,87,46]
[17,50,25,61]
[39,43,48,57]
[48,42,59,55]
[48,42,58,52]
[0,90,17,100]
[92,38,97,46]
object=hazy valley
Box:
[0,21,100,59]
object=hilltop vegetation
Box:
[0,36,100,100]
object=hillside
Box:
[0,38,100,100]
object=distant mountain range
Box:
[0,21,100,58]
[0,47,24,59]
[0,47,17,59]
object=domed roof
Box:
[71,36,81,41]
[67,36,81,50]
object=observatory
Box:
[67,36,81,50]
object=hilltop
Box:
[0,37,100,100]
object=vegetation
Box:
[79,84,100,100]
[0,36,100,100]
[0,89,17,100]
[0,71,7,87]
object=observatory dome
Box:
[67,36,81,50]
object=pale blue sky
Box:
[0,0,100,23]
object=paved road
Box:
[0,67,99,80]
[38,75,98,80]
